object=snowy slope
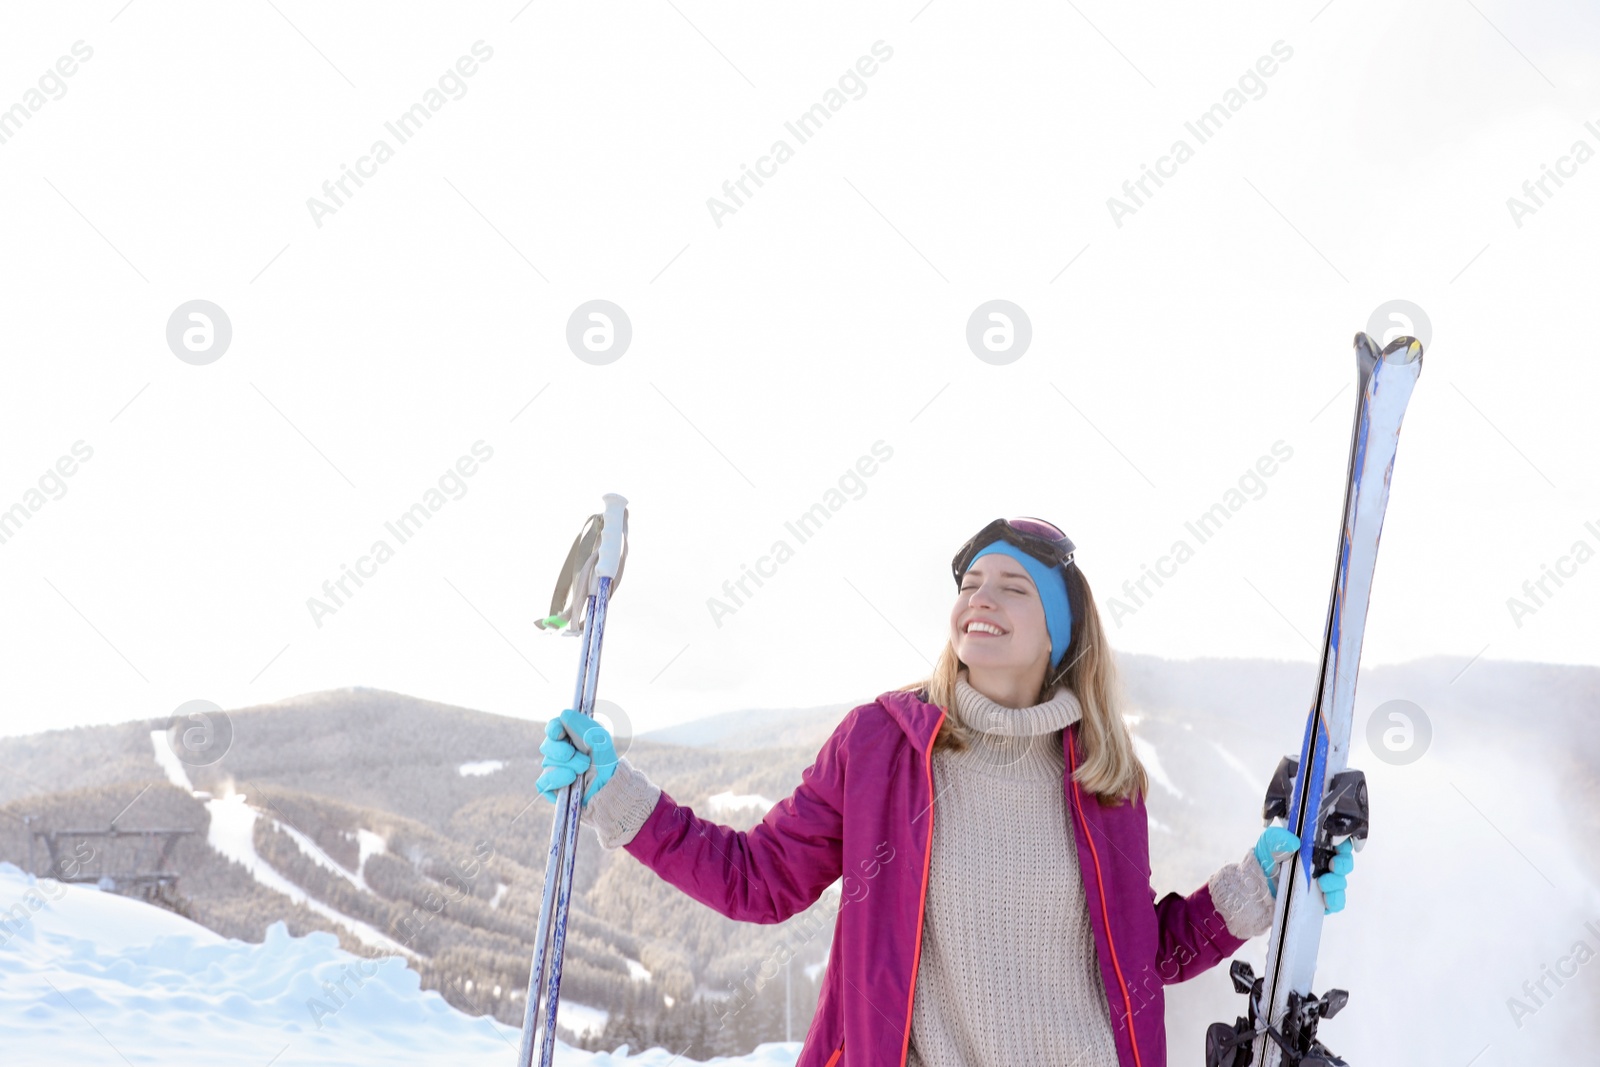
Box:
[708,791,776,817]
[205,791,414,957]
[0,863,803,1067]
[149,729,416,959]
[637,704,850,751]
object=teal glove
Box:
[1253,828,1355,915]
[537,707,618,808]
[1319,837,1355,913]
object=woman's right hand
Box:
[1253,826,1300,898]
[1253,826,1355,914]
[537,707,618,808]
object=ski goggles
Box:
[950,517,1076,588]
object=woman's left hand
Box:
[1253,827,1356,915]
[537,707,618,807]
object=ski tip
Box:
[1380,334,1424,366]
[1354,331,1423,368]
[1356,334,1420,375]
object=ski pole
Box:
[515,493,629,1067]
[516,611,597,1067]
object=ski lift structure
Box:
[24,814,197,912]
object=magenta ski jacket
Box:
[621,686,1250,1067]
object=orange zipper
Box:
[1067,727,1144,1067]
[895,707,942,1067]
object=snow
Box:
[149,728,196,791]
[559,999,610,1038]
[205,792,413,958]
[97,734,805,1063]
[1207,739,1264,793]
[708,791,775,816]
[146,728,411,957]
[275,819,369,892]
[356,828,388,879]
[1130,735,1185,800]
[3,863,804,1066]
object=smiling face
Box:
[950,553,1053,687]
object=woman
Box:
[538,517,1355,1067]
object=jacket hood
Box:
[872,686,945,753]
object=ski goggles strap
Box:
[535,508,629,636]
[951,516,1076,587]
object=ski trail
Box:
[148,729,197,792]
[149,729,408,956]
[272,820,368,892]
[142,733,613,1042]
[355,828,387,882]
[1208,739,1264,793]
[206,793,413,958]
[1131,735,1186,800]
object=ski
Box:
[1206,332,1424,1067]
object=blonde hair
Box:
[898,561,1148,805]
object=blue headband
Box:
[966,541,1073,670]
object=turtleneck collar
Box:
[947,671,1083,779]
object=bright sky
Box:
[2,2,1597,740]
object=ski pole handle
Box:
[596,493,628,581]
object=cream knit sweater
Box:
[903,673,1119,1067]
[582,679,1277,1067]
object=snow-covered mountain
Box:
[3,655,1597,1065]
[637,703,852,751]
[0,862,801,1067]
[0,686,833,1058]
